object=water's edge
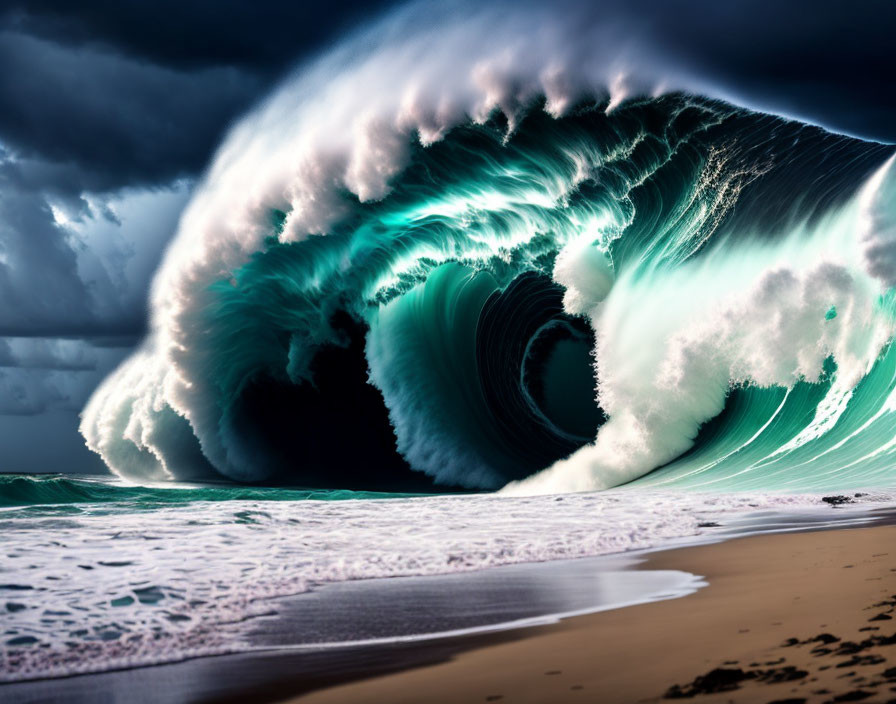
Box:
[1,502,892,704]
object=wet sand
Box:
[293,522,896,704]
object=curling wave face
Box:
[80,2,896,493]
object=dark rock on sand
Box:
[822,496,853,506]
[665,668,755,697]
[825,690,874,702]
[665,664,809,698]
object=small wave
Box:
[0,474,417,509]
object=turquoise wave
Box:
[82,94,896,493]
[633,341,896,492]
[0,474,416,509]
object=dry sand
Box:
[291,522,896,703]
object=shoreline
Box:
[2,507,894,703]
[291,520,896,704]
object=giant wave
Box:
[80,1,896,494]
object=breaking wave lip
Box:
[78,0,896,495]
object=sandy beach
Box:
[293,521,896,704]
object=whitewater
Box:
[4,0,896,686]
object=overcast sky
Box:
[0,0,892,474]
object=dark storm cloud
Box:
[0,1,397,189]
[0,337,97,370]
[0,368,68,414]
[0,338,12,365]
[0,31,262,189]
[0,338,127,417]
[0,153,97,335]
[2,0,396,71]
[0,349,88,415]
[0,147,189,337]
[626,0,896,144]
